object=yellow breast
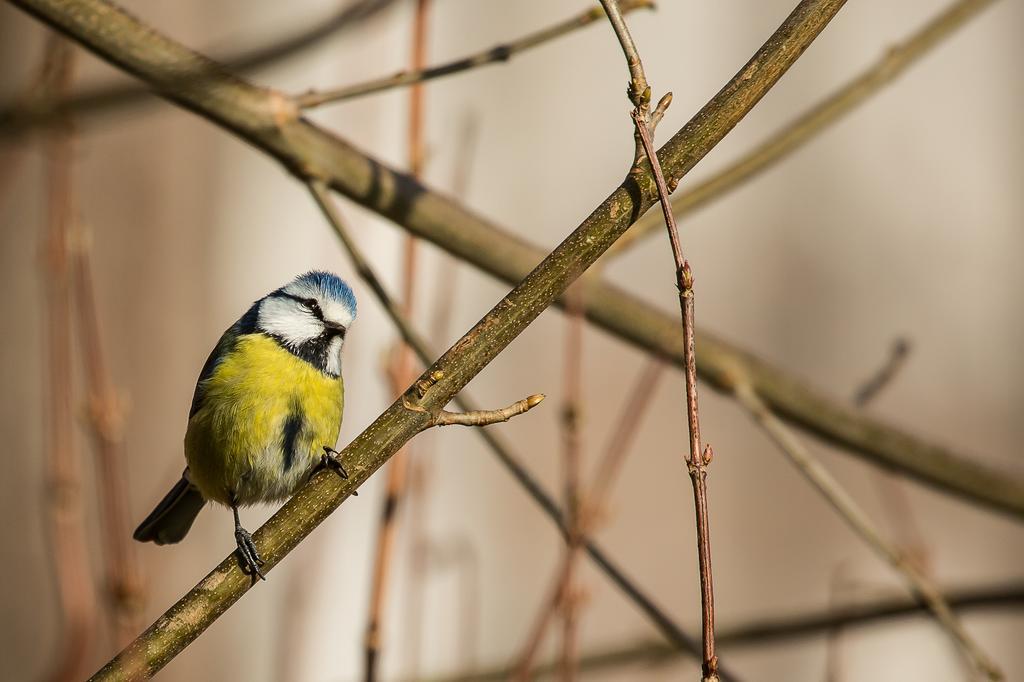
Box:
[185,334,344,506]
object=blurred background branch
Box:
[734,382,1003,679]
[309,180,707,669]
[294,0,653,108]
[13,0,851,674]
[0,0,402,136]
[38,34,98,682]
[437,581,1024,682]
[606,0,1001,258]
[2,0,1020,680]
[11,0,1015,521]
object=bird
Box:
[133,271,357,579]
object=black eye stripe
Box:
[280,293,324,320]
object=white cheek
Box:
[257,298,323,347]
[325,335,344,376]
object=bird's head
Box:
[256,271,357,376]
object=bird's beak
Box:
[325,321,347,337]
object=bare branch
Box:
[558,285,585,682]
[39,35,99,682]
[0,0,401,136]
[14,0,1019,519]
[432,581,1024,682]
[512,358,672,682]
[607,0,1001,258]
[430,394,545,428]
[308,180,706,670]
[362,424,409,682]
[5,0,853,675]
[733,382,1004,681]
[854,338,911,407]
[598,0,650,108]
[70,229,146,644]
[295,0,654,108]
[605,0,720,676]
[826,337,917,679]
[511,285,587,681]
[363,3,431,677]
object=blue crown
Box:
[294,270,357,315]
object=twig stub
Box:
[432,394,545,428]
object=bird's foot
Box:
[234,526,266,581]
[320,446,358,496]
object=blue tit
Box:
[133,271,357,578]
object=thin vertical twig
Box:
[733,382,1004,681]
[70,232,146,645]
[363,430,411,682]
[559,282,585,681]
[402,112,483,679]
[824,561,858,682]
[599,1,719,678]
[586,358,666,508]
[401,453,430,679]
[363,3,431,679]
[605,0,1002,259]
[513,357,666,680]
[39,35,98,682]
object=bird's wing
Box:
[188,302,260,418]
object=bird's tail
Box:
[133,474,206,545]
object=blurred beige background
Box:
[1,1,1022,680]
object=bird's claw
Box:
[235,527,266,581]
[320,446,358,495]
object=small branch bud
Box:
[681,260,694,291]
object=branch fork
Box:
[629,91,673,169]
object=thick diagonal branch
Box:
[308,180,705,664]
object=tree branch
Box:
[294,0,654,108]
[362,3,430,677]
[11,0,1021,521]
[602,0,722,676]
[308,180,706,667]
[0,1,886,676]
[511,358,672,682]
[558,284,585,682]
[40,35,98,682]
[853,338,911,407]
[433,581,1024,682]
[733,382,1003,680]
[70,229,145,644]
[606,0,1000,258]
[0,0,401,136]
[430,394,544,427]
